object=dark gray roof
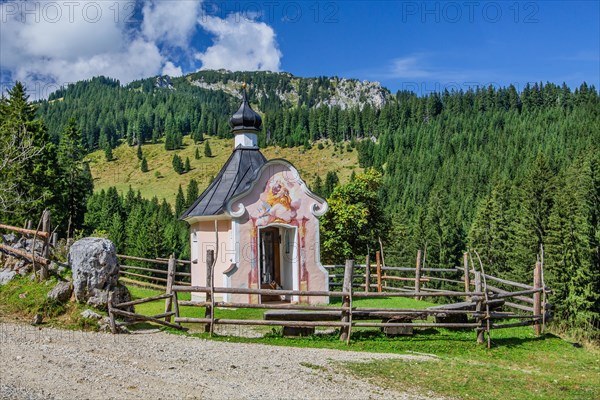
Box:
[180,146,267,219]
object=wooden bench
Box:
[263,310,428,337]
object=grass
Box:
[127,285,600,400]
[3,280,596,399]
[87,136,359,204]
[0,275,96,330]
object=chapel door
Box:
[259,227,281,288]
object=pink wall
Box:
[189,219,233,301]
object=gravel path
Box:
[0,322,440,400]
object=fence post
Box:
[340,259,354,342]
[40,209,50,280]
[108,292,117,334]
[533,261,542,336]
[463,252,470,301]
[415,249,422,300]
[365,254,370,293]
[474,271,485,344]
[164,254,176,322]
[205,249,215,334]
[376,251,382,293]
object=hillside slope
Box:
[87,136,359,204]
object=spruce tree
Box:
[137,145,143,160]
[312,176,324,198]
[186,179,199,207]
[57,118,94,236]
[175,185,186,216]
[184,157,191,173]
[141,157,148,172]
[172,154,184,174]
[324,171,339,197]
[195,147,201,160]
[104,141,113,161]
[204,140,213,157]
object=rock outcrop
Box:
[68,237,131,310]
[47,281,73,303]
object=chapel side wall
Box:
[190,219,232,301]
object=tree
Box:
[104,141,113,161]
[312,176,324,198]
[57,118,94,236]
[172,154,184,174]
[320,168,390,263]
[0,82,57,224]
[186,179,199,207]
[137,145,143,160]
[184,157,191,173]
[141,157,148,172]
[195,147,201,160]
[204,140,213,157]
[545,155,600,331]
[175,185,186,216]
[324,171,339,197]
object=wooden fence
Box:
[109,250,553,348]
[117,254,192,289]
[0,210,52,280]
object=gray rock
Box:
[47,281,72,303]
[31,314,43,325]
[2,233,16,244]
[0,269,17,285]
[87,284,133,312]
[24,238,45,254]
[81,309,102,320]
[68,237,120,303]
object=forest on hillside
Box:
[2,74,599,336]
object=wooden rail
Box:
[107,250,552,347]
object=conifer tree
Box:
[186,179,199,207]
[141,157,148,172]
[137,145,143,160]
[204,140,213,157]
[312,176,324,198]
[172,154,184,174]
[195,147,201,160]
[57,118,94,236]
[324,171,339,198]
[175,185,186,216]
[184,157,191,173]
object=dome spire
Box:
[229,83,262,133]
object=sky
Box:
[0,0,598,98]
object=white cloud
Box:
[0,0,283,97]
[390,55,432,78]
[162,61,183,77]
[141,0,202,48]
[196,14,281,71]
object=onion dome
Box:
[229,84,262,133]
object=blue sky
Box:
[1,1,598,97]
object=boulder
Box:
[47,281,73,303]
[69,237,120,303]
[0,269,17,286]
[80,309,102,320]
[68,237,132,311]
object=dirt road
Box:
[0,322,440,399]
